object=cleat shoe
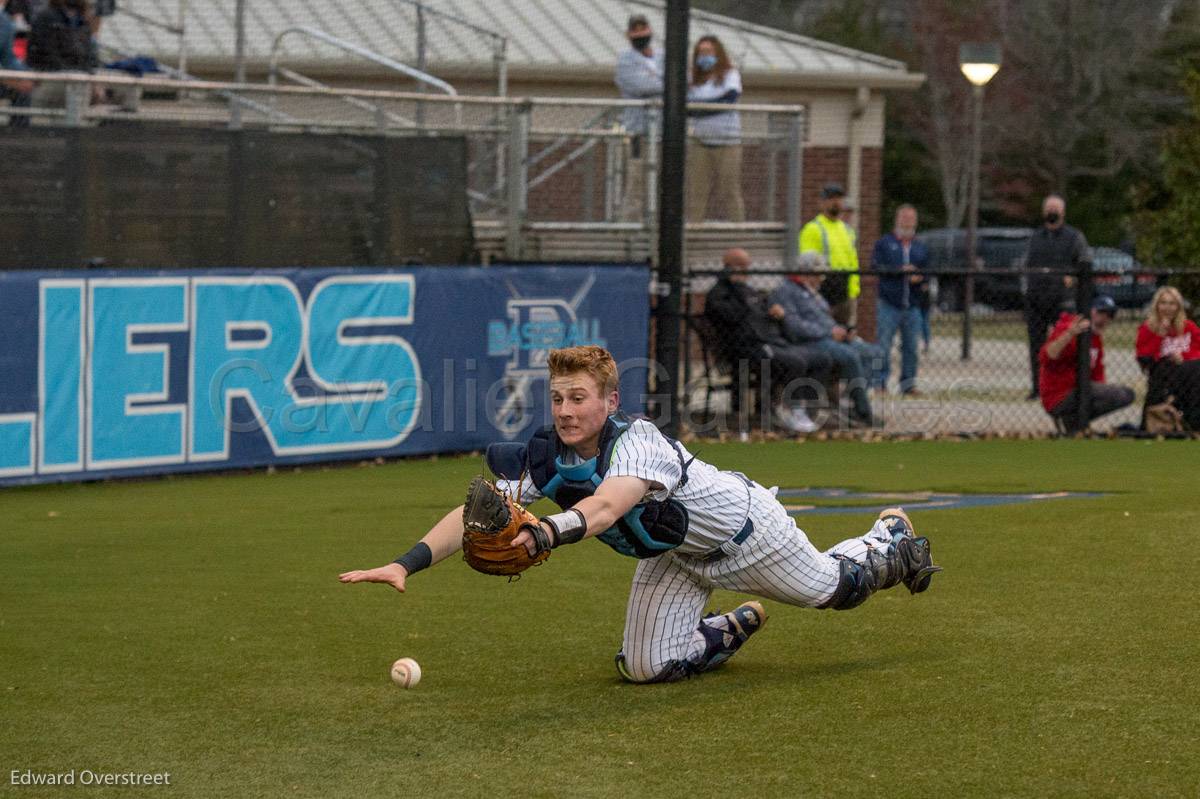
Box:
[878,507,914,535]
[876,507,942,594]
[697,601,768,671]
[727,600,768,638]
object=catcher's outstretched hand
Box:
[338,563,408,592]
[511,523,551,558]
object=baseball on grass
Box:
[390,657,422,688]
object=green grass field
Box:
[3,440,1198,798]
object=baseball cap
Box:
[627,14,650,30]
[1091,294,1117,316]
[820,183,845,199]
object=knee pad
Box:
[818,556,877,611]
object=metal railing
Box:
[398,0,508,98]
[0,70,807,268]
[267,26,459,128]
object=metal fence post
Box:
[504,102,529,261]
[1074,262,1095,432]
[644,106,660,234]
[415,2,427,129]
[230,0,245,129]
[64,82,87,127]
[784,111,804,272]
[603,134,620,222]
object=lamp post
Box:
[958,43,1001,361]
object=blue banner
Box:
[0,265,651,486]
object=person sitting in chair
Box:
[703,248,832,432]
[768,252,882,428]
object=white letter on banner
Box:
[190,275,422,461]
[304,275,422,446]
[87,279,189,469]
[39,280,85,472]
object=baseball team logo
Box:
[485,275,606,438]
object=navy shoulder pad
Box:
[485,442,527,480]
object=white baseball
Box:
[390,657,422,688]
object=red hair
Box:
[548,346,618,393]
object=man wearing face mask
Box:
[800,183,860,329]
[1022,194,1091,400]
[614,14,663,222]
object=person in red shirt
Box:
[1039,294,1134,433]
[1135,286,1200,429]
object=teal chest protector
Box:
[486,415,691,559]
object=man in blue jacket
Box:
[769,253,882,427]
[872,205,928,395]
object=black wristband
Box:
[523,523,554,555]
[393,542,432,576]
[540,508,588,546]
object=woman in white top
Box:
[687,35,745,222]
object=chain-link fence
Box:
[678,265,1190,438]
[3,69,1191,440]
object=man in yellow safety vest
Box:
[799,183,860,328]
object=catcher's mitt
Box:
[462,476,550,576]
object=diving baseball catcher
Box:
[339,345,941,683]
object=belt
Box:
[701,517,754,563]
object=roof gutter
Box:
[175,57,925,92]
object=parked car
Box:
[917,227,1031,311]
[1091,246,1158,308]
[916,228,1157,311]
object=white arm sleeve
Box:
[605,420,683,494]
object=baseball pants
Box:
[620,480,896,682]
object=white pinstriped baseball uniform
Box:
[502,419,898,682]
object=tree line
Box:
[694,0,1200,267]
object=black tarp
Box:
[0,124,474,268]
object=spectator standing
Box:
[872,205,928,395]
[0,5,32,125]
[704,248,831,433]
[613,14,663,222]
[28,0,138,111]
[1038,295,1134,433]
[1022,194,1091,400]
[800,183,860,328]
[27,0,93,79]
[686,35,744,222]
[1135,286,1200,430]
[769,253,881,427]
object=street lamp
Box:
[958,43,1001,361]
